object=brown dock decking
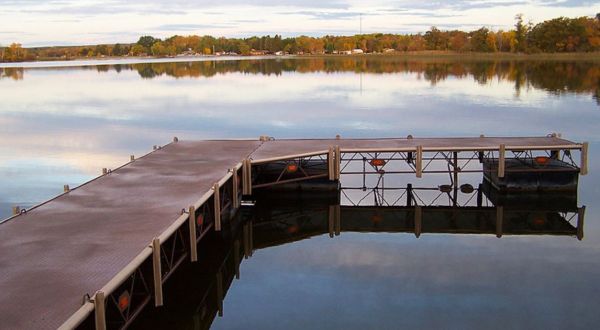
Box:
[0,136,587,330]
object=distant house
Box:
[179,49,197,56]
[383,48,395,53]
[341,50,352,55]
[250,49,269,56]
[274,51,284,56]
[352,49,364,54]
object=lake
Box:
[1,56,599,328]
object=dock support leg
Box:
[243,223,250,258]
[152,238,163,306]
[406,184,413,207]
[242,159,252,195]
[498,144,506,178]
[231,168,239,209]
[416,146,423,178]
[94,291,106,330]
[249,220,254,256]
[577,206,586,241]
[496,207,503,238]
[328,205,335,238]
[334,146,341,180]
[188,206,197,262]
[581,142,588,176]
[328,147,335,180]
[414,206,422,238]
[453,152,458,206]
[216,271,224,317]
[213,183,221,231]
[234,240,240,279]
[333,205,341,236]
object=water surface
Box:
[1,57,599,328]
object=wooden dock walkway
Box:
[0,136,587,329]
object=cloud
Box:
[154,23,237,31]
[284,10,362,20]
[18,3,186,16]
[373,8,463,18]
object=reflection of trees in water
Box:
[523,62,600,105]
[0,68,24,80]
[5,59,599,104]
[120,59,600,103]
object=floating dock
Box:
[0,136,588,330]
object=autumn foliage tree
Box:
[0,43,32,62]
[528,16,600,52]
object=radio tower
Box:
[360,13,362,34]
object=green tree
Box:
[470,28,492,52]
[528,17,591,52]
[424,27,445,50]
[137,36,158,52]
[95,44,108,56]
[239,42,250,55]
[514,14,529,52]
[130,44,146,56]
[151,41,168,57]
[112,43,123,56]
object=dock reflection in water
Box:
[130,182,585,329]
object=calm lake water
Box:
[1,57,600,328]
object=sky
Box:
[0,0,599,47]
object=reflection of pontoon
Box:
[252,183,585,250]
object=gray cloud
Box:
[286,10,362,20]
[381,0,596,10]
[20,7,186,16]
[537,0,600,7]
[4,0,350,14]
[154,23,236,31]
[232,19,265,23]
[374,8,464,18]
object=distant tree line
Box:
[1,14,599,62]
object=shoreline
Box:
[299,51,600,61]
[2,51,599,68]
